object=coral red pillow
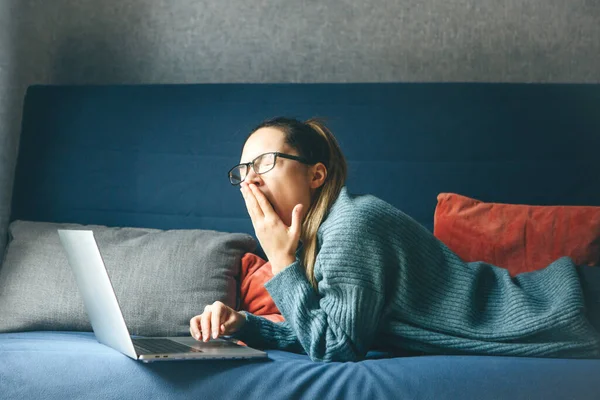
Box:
[434,193,600,275]
[239,253,284,322]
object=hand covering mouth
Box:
[259,191,275,209]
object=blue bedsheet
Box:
[1,331,599,399]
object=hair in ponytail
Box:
[246,117,347,289]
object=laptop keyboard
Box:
[132,338,201,354]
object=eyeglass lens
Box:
[230,153,276,184]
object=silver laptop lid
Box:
[58,230,137,359]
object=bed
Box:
[1,83,599,399]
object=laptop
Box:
[58,229,267,362]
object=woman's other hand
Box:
[189,301,246,342]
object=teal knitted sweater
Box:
[235,187,600,362]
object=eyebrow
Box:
[239,151,280,164]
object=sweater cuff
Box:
[233,311,302,352]
[233,311,261,344]
[233,311,277,349]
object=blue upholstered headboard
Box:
[11,83,600,237]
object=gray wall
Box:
[1,0,599,260]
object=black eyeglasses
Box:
[228,152,312,185]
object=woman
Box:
[190,117,600,362]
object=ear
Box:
[309,163,327,189]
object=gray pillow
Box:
[0,220,256,336]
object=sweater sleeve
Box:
[234,311,305,354]
[234,212,388,362]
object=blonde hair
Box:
[301,118,347,288]
[247,117,347,289]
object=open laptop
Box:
[58,229,267,362]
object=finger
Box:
[193,316,203,340]
[239,184,254,218]
[211,304,223,339]
[248,184,278,219]
[225,310,244,334]
[241,183,264,219]
[220,313,237,335]
[200,306,212,342]
[189,316,201,340]
[290,204,303,237]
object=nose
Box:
[244,168,263,186]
